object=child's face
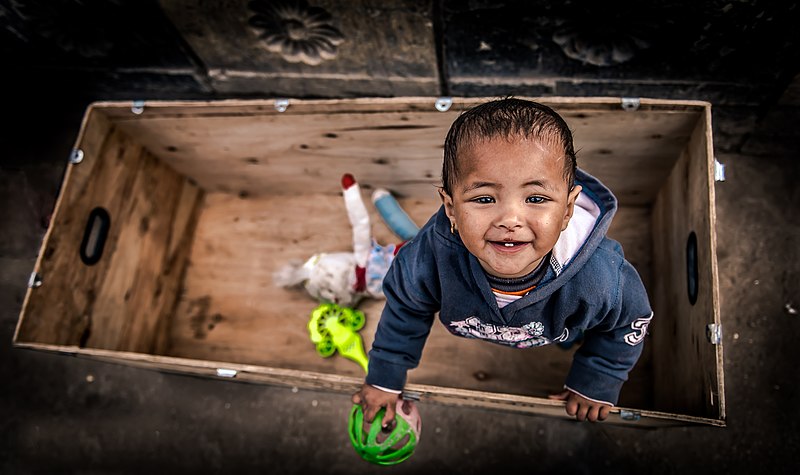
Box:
[441,136,581,278]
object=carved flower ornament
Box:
[552,24,649,67]
[248,0,344,66]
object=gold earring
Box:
[450,221,457,234]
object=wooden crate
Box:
[14,97,724,427]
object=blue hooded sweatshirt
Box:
[366,169,653,405]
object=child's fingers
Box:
[598,405,611,421]
[351,392,362,405]
[576,403,590,422]
[381,405,396,430]
[587,405,601,422]
[564,398,579,417]
[363,406,374,422]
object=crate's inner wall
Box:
[15,109,204,353]
[17,99,716,417]
[651,111,723,419]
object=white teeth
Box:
[504,242,515,247]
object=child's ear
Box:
[439,188,456,220]
[562,185,582,231]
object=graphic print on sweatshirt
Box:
[448,316,569,348]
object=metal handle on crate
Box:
[79,207,111,266]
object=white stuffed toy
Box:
[273,174,418,307]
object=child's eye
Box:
[471,196,495,204]
[526,196,546,204]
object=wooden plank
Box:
[571,111,696,205]
[13,342,724,427]
[14,105,109,345]
[15,109,203,353]
[151,183,206,355]
[93,97,710,120]
[608,206,653,291]
[704,105,726,421]
[115,109,449,200]
[86,159,203,353]
[14,108,117,346]
[651,106,724,422]
[106,99,698,206]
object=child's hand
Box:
[351,384,399,429]
[548,389,611,422]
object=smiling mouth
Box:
[490,240,529,249]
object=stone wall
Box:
[2,0,797,101]
[1,0,798,153]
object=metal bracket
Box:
[621,97,640,112]
[274,98,290,113]
[619,409,641,422]
[28,272,42,289]
[69,148,84,165]
[714,159,726,182]
[131,100,145,115]
[435,97,453,112]
[215,368,238,378]
[401,390,421,401]
[706,323,722,345]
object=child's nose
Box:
[496,203,524,230]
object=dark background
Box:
[1,1,799,473]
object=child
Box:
[352,98,652,424]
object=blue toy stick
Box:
[372,189,419,241]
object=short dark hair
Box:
[441,98,577,196]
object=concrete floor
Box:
[1,93,798,475]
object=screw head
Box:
[70,149,84,164]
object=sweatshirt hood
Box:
[549,168,616,275]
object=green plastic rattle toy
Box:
[307,303,369,373]
[348,398,422,465]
